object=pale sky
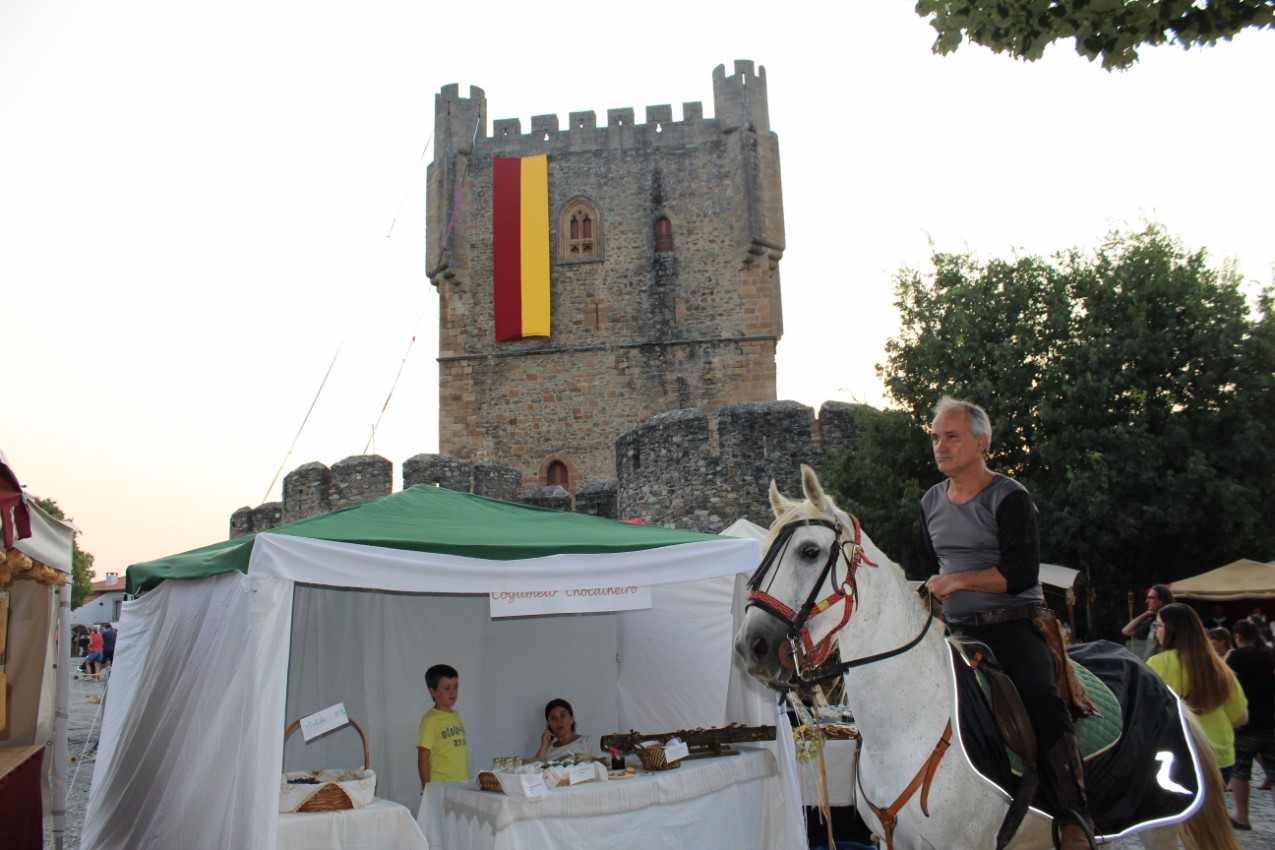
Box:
[2,2,1272,580]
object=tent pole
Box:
[51,580,70,850]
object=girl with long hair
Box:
[1148,603,1249,782]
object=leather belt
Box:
[947,601,1051,628]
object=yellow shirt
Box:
[1147,649,1247,767]
[417,707,469,781]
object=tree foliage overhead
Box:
[915,0,1275,69]
[824,224,1274,636]
[33,497,95,608]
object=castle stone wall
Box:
[402,453,471,492]
[524,485,571,512]
[617,401,854,531]
[817,401,871,454]
[283,461,331,524]
[230,507,254,539]
[574,480,618,519]
[228,399,865,538]
[472,461,523,502]
[328,456,392,512]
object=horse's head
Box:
[733,464,880,690]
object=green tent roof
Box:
[127,485,728,595]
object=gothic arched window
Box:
[547,460,569,488]
[558,197,602,261]
[655,217,674,253]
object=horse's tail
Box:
[1180,711,1240,850]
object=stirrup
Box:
[1050,809,1096,850]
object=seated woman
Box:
[534,698,596,761]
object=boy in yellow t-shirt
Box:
[417,663,469,787]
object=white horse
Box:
[734,465,1236,850]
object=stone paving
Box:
[1109,767,1275,850]
[44,669,1275,848]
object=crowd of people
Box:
[1123,586,1275,831]
[72,623,116,681]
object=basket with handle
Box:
[634,746,680,771]
[280,716,376,812]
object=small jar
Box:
[610,752,625,771]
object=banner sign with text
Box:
[489,585,652,618]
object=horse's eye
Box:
[799,542,821,560]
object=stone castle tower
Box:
[425,60,785,494]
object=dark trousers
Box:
[956,618,1074,753]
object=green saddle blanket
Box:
[974,658,1123,776]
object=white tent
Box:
[1,452,76,850]
[82,487,803,849]
[1170,559,1275,601]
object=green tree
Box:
[821,406,935,578]
[32,498,95,608]
[852,224,1273,636]
[916,0,1274,69]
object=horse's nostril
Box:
[750,636,770,659]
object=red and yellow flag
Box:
[492,154,550,341]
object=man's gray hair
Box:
[932,396,992,440]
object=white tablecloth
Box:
[796,739,858,808]
[418,748,791,850]
[279,797,428,850]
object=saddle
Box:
[949,640,1205,844]
[960,646,1124,775]
[952,620,1121,850]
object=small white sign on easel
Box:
[300,702,350,743]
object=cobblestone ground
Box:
[1109,769,1275,850]
[44,669,1275,848]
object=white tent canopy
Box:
[1170,559,1275,601]
[82,489,802,850]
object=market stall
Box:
[81,486,801,850]
[0,452,75,850]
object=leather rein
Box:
[745,515,936,685]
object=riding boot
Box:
[1041,733,1096,850]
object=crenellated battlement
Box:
[228,400,870,538]
[434,62,770,155]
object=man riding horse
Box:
[921,397,1095,850]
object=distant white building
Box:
[72,571,125,626]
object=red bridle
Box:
[745,514,878,671]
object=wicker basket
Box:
[280,717,375,812]
[477,771,504,793]
[635,747,681,771]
